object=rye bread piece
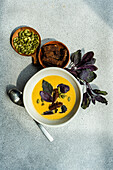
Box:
[42,44,59,52]
[42,56,64,66]
[44,51,61,60]
[41,43,68,67]
[60,48,68,61]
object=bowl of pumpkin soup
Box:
[23,67,82,126]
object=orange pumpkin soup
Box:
[32,75,76,120]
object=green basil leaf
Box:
[81,92,90,109]
[93,89,108,95]
[71,50,81,66]
[42,80,53,95]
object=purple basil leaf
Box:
[60,105,67,113]
[92,97,96,105]
[76,78,84,85]
[81,92,90,109]
[71,50,81,66]
[77,51,94,67]
[42,111,54,115]
[78,69,97,82]
[82,51,94,62]
[57,84,70,93]
[42,80,53,95]
[83,58,96,65]
[94,95,108,105]
[92,89,108,95]
[70,66,76,71]
[76,70,81,74]
[87,87,92,96]
[68,70,78,77]
[86,82,92,90]
[87,87,96,104]
[65,68,78,77]
[77,65,98,71]
[40,91,53,102]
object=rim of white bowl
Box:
[23,67,82,127]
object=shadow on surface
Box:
[6,84,18,94]
[8,37,58,93]
[16,38,57,92]
[16,63,43,92]
[84,0,113,29]
[41,38,57,47]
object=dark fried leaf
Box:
[93,89,108,95]
[81,92,90,109]
[77,65,98,71]
[49,101,63,110]
[78,69,97,82]
[71,50,81,66]
[78,51,94,67]
[40,91,53,102]
[57,84,70,93]
[42,80,53,95]
[94,95,108,105]
[52,89,59,103]
[42,111,54,115]
[60,105,67,113]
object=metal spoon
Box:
[8,88,54,142]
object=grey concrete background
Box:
[0,0,113,170]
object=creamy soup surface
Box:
[32,75,76,120]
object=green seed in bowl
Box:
[13,29,39,55]
[24,29,29,34]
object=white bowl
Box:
[23,67,82,127]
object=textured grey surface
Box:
[0,0,113,170]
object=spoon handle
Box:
[37,123,54,142]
